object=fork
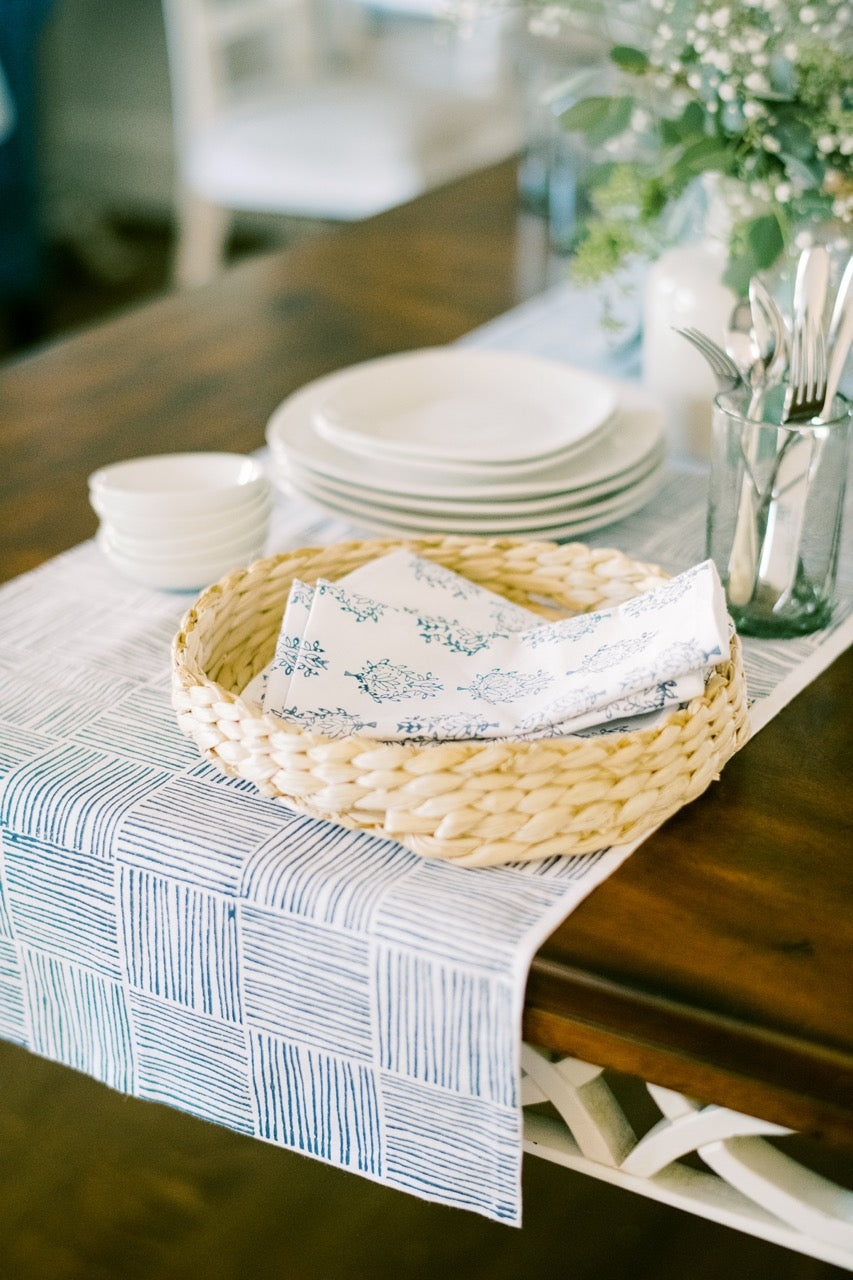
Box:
[784,315,827,423]
[753,317,828,610]
[672,326,742,392]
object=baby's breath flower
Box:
[462,0,852,288]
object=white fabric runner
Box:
[0,281,849,1228]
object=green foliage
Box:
[559,95,634,146]
[609,45,649,74]
[521,0,853,291]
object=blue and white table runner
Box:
[0,283,850,1225]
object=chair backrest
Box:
[161,0,324,151]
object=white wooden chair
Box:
[161,0,523,287]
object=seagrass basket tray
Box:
[171,536,750,867]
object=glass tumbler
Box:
[706,389,852,637]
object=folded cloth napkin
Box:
[248,551,729,742]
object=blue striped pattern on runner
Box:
[381,1073,519,1219]
[0,860,14,936]
[3,832,121,977]
[241,906,373,1059]
[121,866,242,1021]
[22,948,134,1091]
[2,743,172,856]
[250,1032,382,1175]
[0,938,26,1044]
[0,720,57,779]
[241,815,419,931]
[116,774,286,893]
[130,991,254,1133]
[374,858,583,972]
[72,683,200,771]
[375,947,517,1106]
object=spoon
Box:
[724,277,789,606]
[822,255,853,418]
[747,276,788,413]
[754,246,831,611]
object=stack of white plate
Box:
[89,452,272,590]
[265,349,665,539]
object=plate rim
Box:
[309,347,618,467]
[267,371,665,501]
[272,443,665,519]
[282,465,665,538]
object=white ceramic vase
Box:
[642,182,737,463]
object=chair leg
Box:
[173,193,231,289]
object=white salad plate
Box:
[310,347,617,469]
[272,441,664,520]
[278,464,665,539]
[279,468,666,542]
[267,375,663,502]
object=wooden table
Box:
[2,160,851,1164]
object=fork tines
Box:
[673,326,741,390]
[784,319,827,422]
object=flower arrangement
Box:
[454,0,852,294]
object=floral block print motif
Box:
[345,659,444,703]
[262,552,730,742]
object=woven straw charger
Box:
[171,536,750,868]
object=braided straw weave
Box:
[171,536,749,867]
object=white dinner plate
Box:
[267,376,664,502]
[280,465,664,539]
[311,348,617,468]
[271,442,664,521]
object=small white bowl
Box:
[96,527,268,591]
[103,516,270,565]
[90,486,272,540]
[89,452,270,520]
[101,496,272,558]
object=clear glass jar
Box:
[706,389,852,637]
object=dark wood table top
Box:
[2,160,851,1150]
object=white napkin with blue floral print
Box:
[246,551,729,742]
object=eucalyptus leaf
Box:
[660,118,683,146]
[773,116,814,159]
[782,154,823,187]
[670,138,733,183]
[660,100,706,146]
[746,214,785,269]
[559,95,634,146]
[679,101,706,138]
[769,54,797,98]
[610,45,649,73]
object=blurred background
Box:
[0,0,606,360]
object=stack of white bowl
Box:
[89,452,272,590]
